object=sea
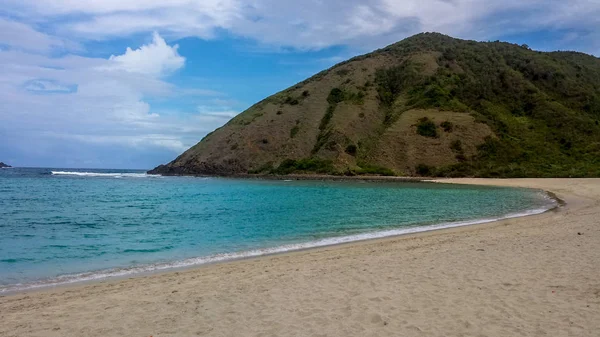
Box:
[0,167,556,293]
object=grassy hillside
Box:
[150,33,600,177]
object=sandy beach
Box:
[1,178,599,337]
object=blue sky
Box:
[1,1,599,169]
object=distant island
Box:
[0,162,11,168]
[150,32,600,178]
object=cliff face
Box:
[150,33,600,177]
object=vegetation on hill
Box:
[150,33,600,178]
[383,34,600,177]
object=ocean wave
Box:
[51,171,160,178]
[0,258,35,263]
[123,246,174,253]
[0,199,557,294]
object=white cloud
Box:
[195,109,239,121]
[24,79,74,93]
[0,27,233,168]
[5,0,599,51]
[8,0,219,15]
[0,17,79,52]
[57,133,190,153]
[5,0,241,40]
[105,32,185,77]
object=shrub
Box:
[441,121,454,132]
[345,144,357,156]
[375,66,405,106]
[344,168,357,176]
[421,84,451,107]
[284,96,299,105]
[356,163,395,176]
[349,91,365,105]
[434,162,474,177]
[290,126,299,138]
[276,110,283,115]
[416,164,434,176]
[274,159,298,174]
[450,139,463,152]
[248,162,274,174]
[416,117,438,138]
[312,130,332,154]
[375,62,421,107]
[319,105,335,130]
[261,138,269,144]
[272,158,335,175]
[335,69,350,76]
[302,90,310,97]
[327,88,345,104]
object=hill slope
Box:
[150,33,600,177]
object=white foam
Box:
[51,171,159,178]
[0,198,557,294]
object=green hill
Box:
[149,33,600,177]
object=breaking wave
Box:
[51,171,159,178]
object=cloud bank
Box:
[0,28,231,168]
[4,0,599,51]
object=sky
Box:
[1,1,599,169]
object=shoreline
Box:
[154,171,430,183]
[0,184,558,295]
[2,178,599,337]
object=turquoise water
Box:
[0,168,555,292]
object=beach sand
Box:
[1,178,599,337]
